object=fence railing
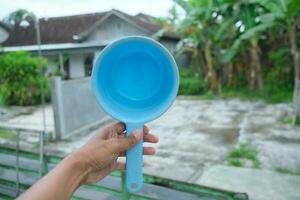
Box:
[0,127,248,200]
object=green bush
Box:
[0,51,49,106]
[178,68,207,95]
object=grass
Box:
[0,129,16,140]
[179,68,293,104]
[181,92,217,100]
[182,87,293,104]
[275,167,300,176]
[221,88,263,101]
[227,144,260,168]
[220,87,293,104]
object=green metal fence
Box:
[0,145,248,200]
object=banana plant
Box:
[174,0,230,92]
[255,0,300,121]
[2,9,36,27]
[223,0,299,95]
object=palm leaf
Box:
[223,21,274,62]
[256,0,285,18]
[214,18,236,41]
[286,0,300,17]
[173,0,192,12]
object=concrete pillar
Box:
[50,76,65,140]
[93,51,100,65]
[59,53,64,76]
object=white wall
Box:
[0,27,8,43]
[46,56,58,75]
[87,15,148,44]
[69,53,85,78]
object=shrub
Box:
[178,68,207,95]
[0,51,49,106]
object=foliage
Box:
[174,0,225,92]
[152,5,179,39]
[2,9,36,27]
[163,0,300,105]
[221,86,293,104]
[0,51,49,106]
[228,159,243,167]
[228,144,260,168]
[178,68,208,95]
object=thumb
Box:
[111,130,143,153]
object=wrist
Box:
[64,151,90,186]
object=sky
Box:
[0,0,178,19]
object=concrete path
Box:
[144,98,300,182]
[0,105,54,132]
[197,165,300,200]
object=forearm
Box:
[18,153,87,200]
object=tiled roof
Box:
[2,9,180,47]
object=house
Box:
[0,22,9,43]
[0,9,183,79]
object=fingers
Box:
[110,131,143,153]
[104,122,125,133]
[144,133,159,143]
[112,161,126,171]
[143,126,159,143]
[108,125,158,154]
[113,122,126,134]
[118,146,156,156]
[143,147,156,155]
[97,122,125,139]
[118,132,158,143]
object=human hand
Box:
[71,122,159,184]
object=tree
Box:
[248,0,300,121]
[175,0,222,92]
[153,5,179,38]
[220,0,277,91]
[174,0,269,92]
[2,9,36,27]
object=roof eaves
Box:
[111,9,151,33]
[0,22,11,32]
[76,9,152,42]
[3,42,107,52]
[76,11,113,41]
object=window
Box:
[84,55,94,76]
[63,57,70,80]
